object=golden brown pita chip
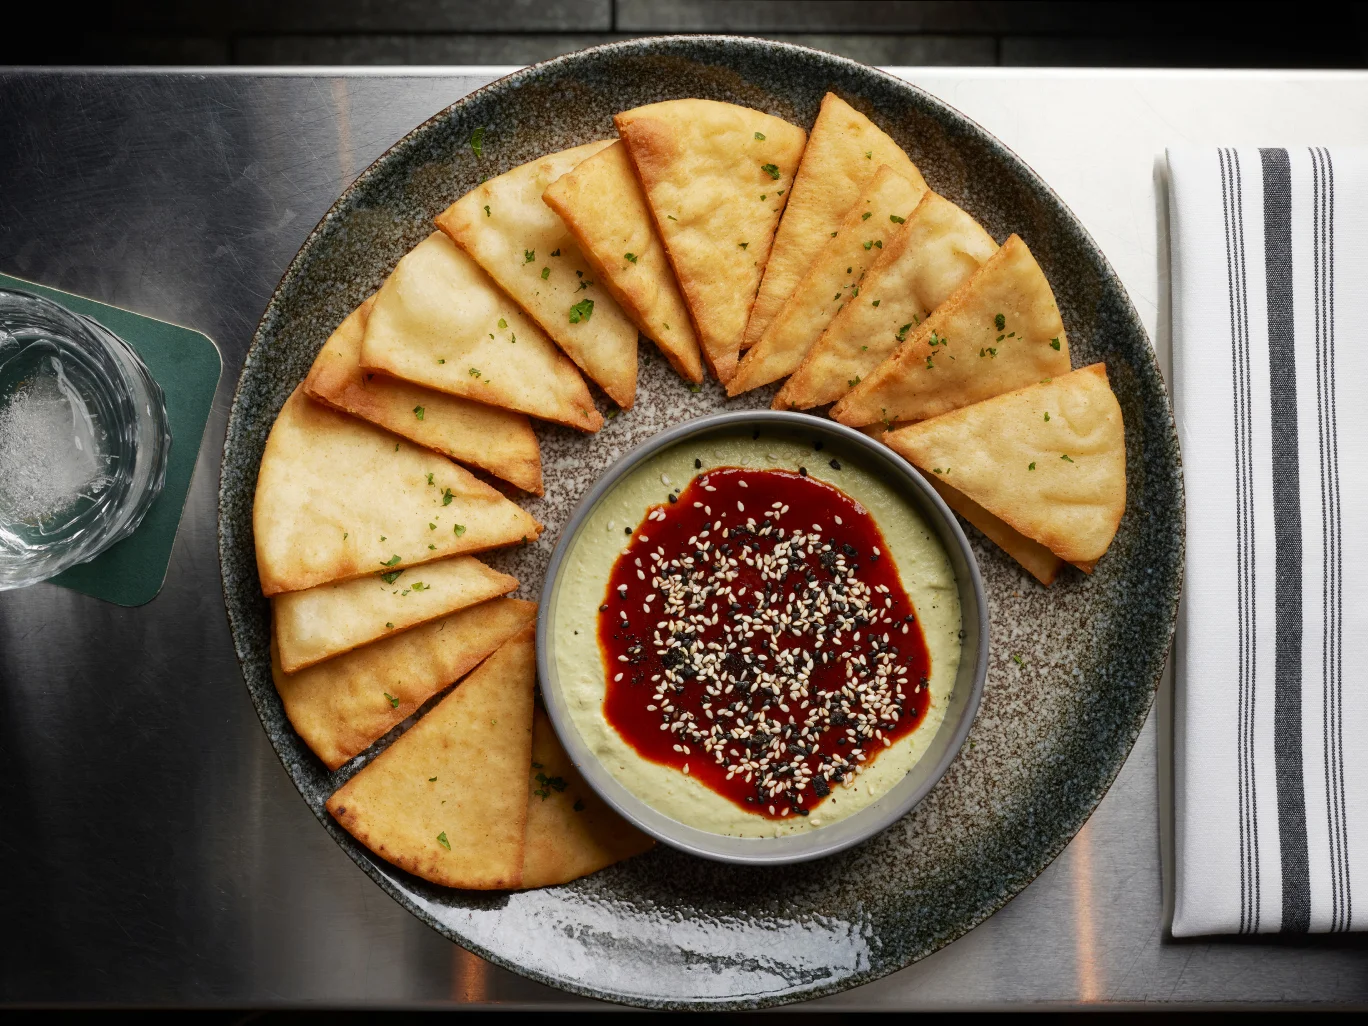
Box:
[728,165,923,395]
[520,707,655,889]
[743,93,927,351]
[543,140,704,384]
[615,99,807,383]
[922,474,1063,586]
[253,388,541,596]
[436,142,639,409]
[326,625,537,889]
[776,190,998,411]
[883,364,1126,564]
[275,597,537,770]
[831,234,1071,427]
[273,555,518,673]
[304,297,543,495]
[359,232,602,432]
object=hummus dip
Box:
[552,431,961,838]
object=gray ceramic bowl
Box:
[219,36,1184,1009]
[537,411,989,865]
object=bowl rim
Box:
[536,409,990,865]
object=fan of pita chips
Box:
[542,140,704,384]
[884,364,1126,566]
[274,596,536,770]
[304,296,543,495]
[922,473,1063,586]
[436,141,639,409]
[743,93,927,352]
[831,234,1071,427]
[327,626,537,889]
[615,99,807,383]
[776,190,998,411]
[253,388,541,596]
[273,555,518,673]
[360,232,602,432]
[728,164,923,395]
[520,707,655,889]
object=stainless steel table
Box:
[2,66,1366,1009]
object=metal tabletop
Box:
[2,65,1366,1009]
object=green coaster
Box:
[1,271,221,607]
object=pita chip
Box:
[543,140,704,383]
[253,388,541,596]
[615,98,807,383]
[520,707,655,889]
[304,297,543,495]
[360,232,602,432]
[883,364,1126,565]
[436,142,639,409]
[831,234,1072,427]
[274,597,537,770]
[728,164,923,395]
[777,190,998,411]
[923,473,1063,586]
[273,555,518,673]
[326,625,537,889]
[743,93,927,351]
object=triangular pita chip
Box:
[274,597,537,770]
[615,99,807,383]
[883,364,1126,564]
[728,164,923,395]
[831,234,1070,427]
[542,140,704,384]
[253,388,541,595]
[359,232,602,432]
[326,625,537,889]
[273,555,518,673]
[743,93,927,351]
[436,142,639,409]
[520,707,655,889]
[304,297,543,495]
[922,472,1063,586]
[777,190,998,411]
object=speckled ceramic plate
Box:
[218,37,1183,1010]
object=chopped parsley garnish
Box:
[865,150,873,159]
[483,205,490,217]
[994,313,1005,331]
[738,242,748,249]
[925,355,935,369]
[624,252,637,263]
[470,127,485,157]
[1050,337,1061,350]
[453,523,466,537]
[848,376,860,387]
[754,131,766,140]
[1044,412,1050,421]
[606,406,620,420]
[1012,654,1024,667]
[541,266,550,279]
[411,582,429,591]
[872,299,880,307]
[429,776,437,782]
[667,215,677,221]
[533,772,568,800]
[761,163,781,180]
[862,211,872,220]
[428,523,436,530]
[864,240,873,250]
[1061,453,1075,462]
[573,798,585,812]
[379,569,403,584]
[568,298,594,323]
[1029,462,1036,470]
[889,214,905,224]
[413,405,425,420]
[384,692,399,707]
[688,382,702,393]
[896,323,913,342]
[438,358,445,364]
[436,831,451,850]
[442,488,454,506]
[380,554,402,567]
[523,249,535,263]
[469,367,481,377]
[426,473,434,485]
[498,318,507,329]
[551,248,560,256]
[385,621,394,629]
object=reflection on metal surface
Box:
[1071,820,1101,1002]
[451,945,490,1003]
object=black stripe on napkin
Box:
[1260,146,1311,933]
[1222,147,1260,934]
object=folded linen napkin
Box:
[1169,147,1367,935]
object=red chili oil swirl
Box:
[597,465,932,821]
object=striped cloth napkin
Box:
[1168,147,1366,935]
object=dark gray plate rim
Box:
[536,410,990,865]
[218,35,1184,1009]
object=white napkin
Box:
[1168,147,1368,935]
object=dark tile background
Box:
[5,1,1367,67]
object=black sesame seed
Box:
[814,440,825,451]
[668,493,678,503]
[599,604,608,612]
[694,458,702,468]
[798,466,808,477]
[625,527,632,535]
[829,459,842,470]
